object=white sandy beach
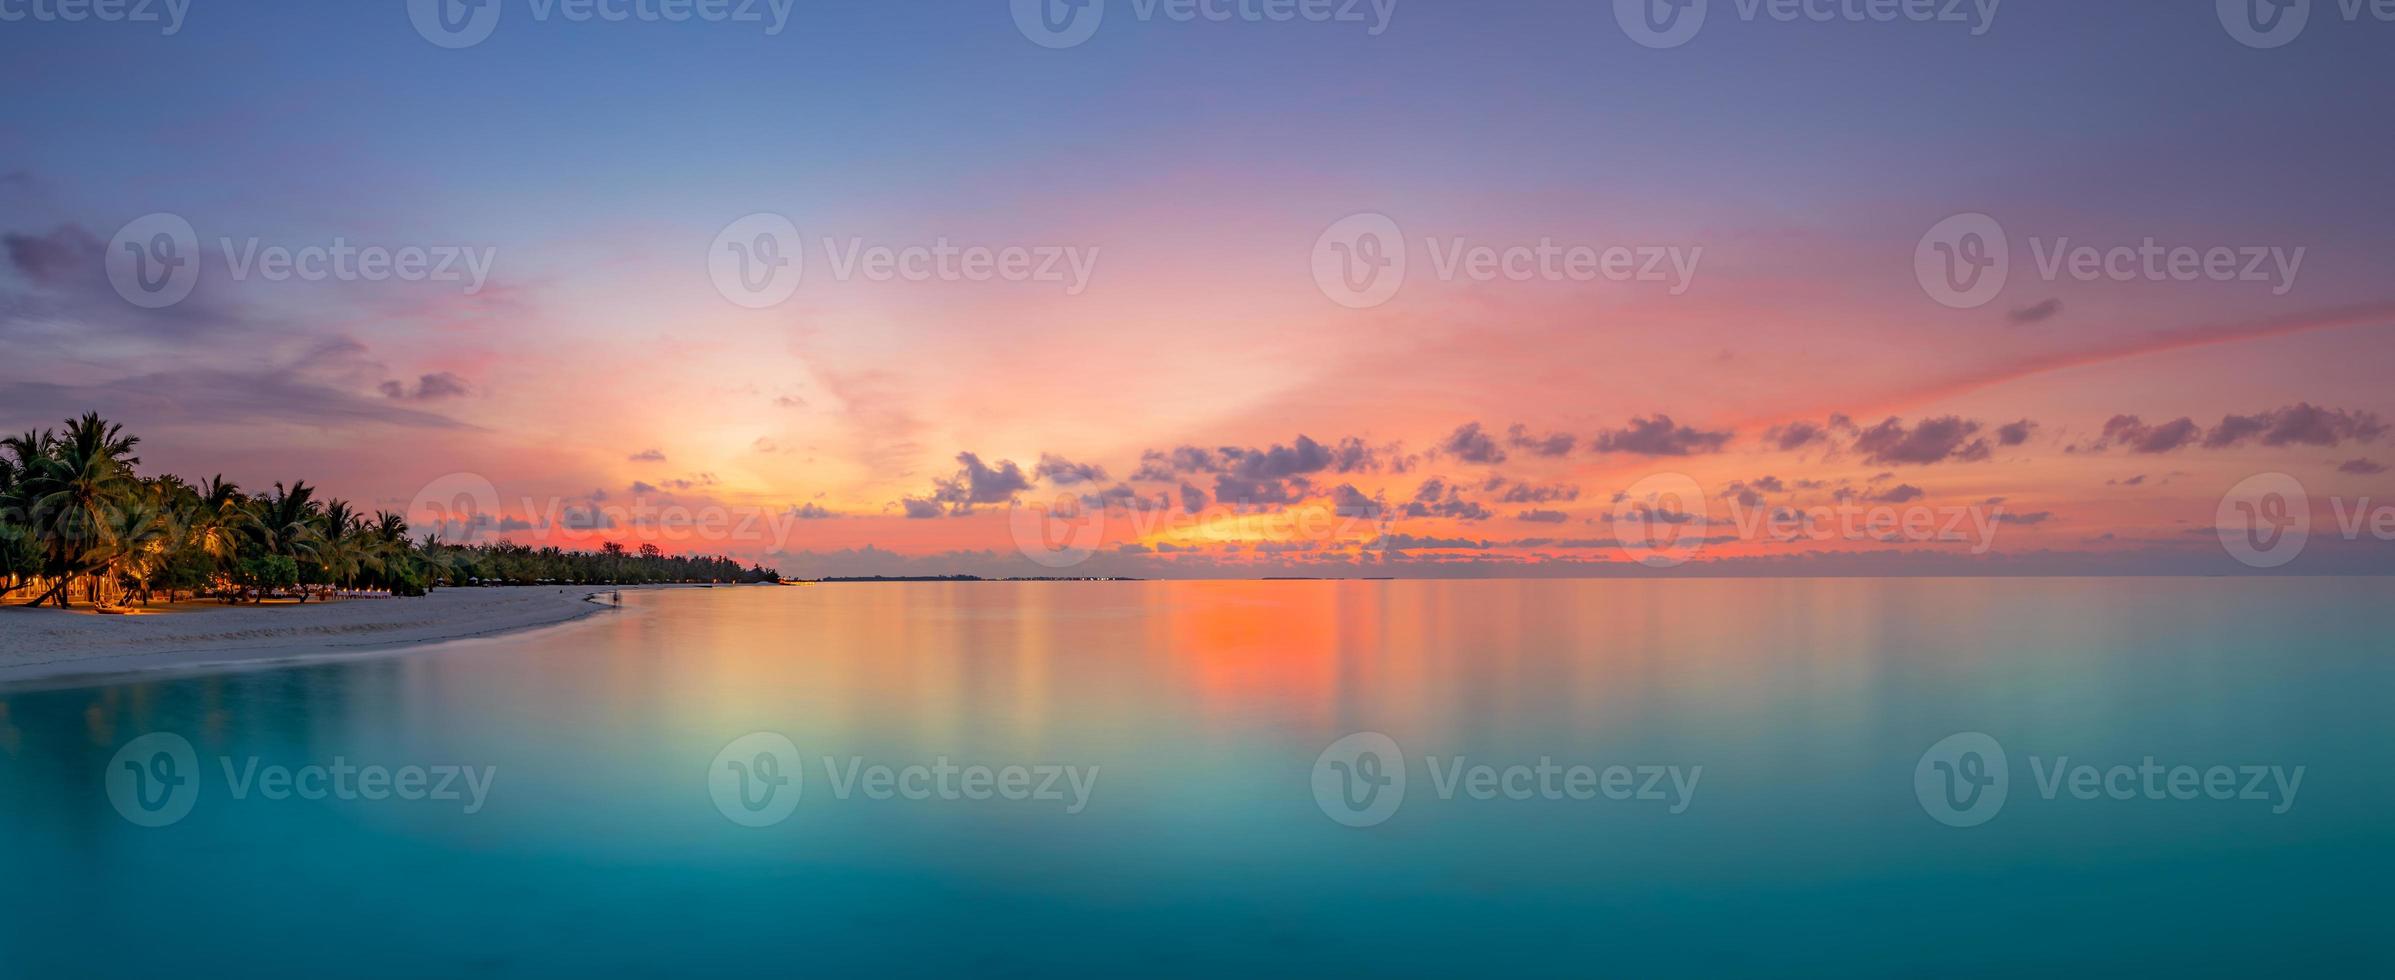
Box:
[0,587,644,686]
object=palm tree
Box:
[249,481,323,601]
[94,479,175,605]
[366,511,411,592]
[314,499,374,593]
[15,414,141,607]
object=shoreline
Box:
[0,585,684,689]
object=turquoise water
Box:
[2,578,2389,976]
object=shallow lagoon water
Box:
[3,578,2389,976]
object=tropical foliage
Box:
[0,414,777,608]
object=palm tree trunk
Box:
[24,577,69,608]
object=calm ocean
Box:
[3,578,2388,976]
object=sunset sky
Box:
[4,2,2391,577]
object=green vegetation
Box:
[0,413,777,608]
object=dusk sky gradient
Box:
[5,1,2392,576]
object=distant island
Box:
[812,575,1142,583]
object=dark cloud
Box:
[2008,298,2063,324]
[1080,483,1164,510]
[929,452,1033,514]
[2,221,241,342]
[1214,472,1312,506]
[1504,423,1576,458]
[1401,478,1493,521]
[790,502,837,519]
[1591,415,1733,457]
[0,367,473,433]
[1437,422,1507,465]
[1178,482,1208,513]
[3,222,98,284]
[1128,435,1394,491]
[1996,420,2037,446]
[378,371,472,402]
[1867,484,1925,504]
[2203,403,2385,449]
[1328,436,1398,473]
[1330,484,1383,518]
[2340,458,2387,475]
[1494,480,1580,504]
[1723,475,1787,508]
[1515,509,1570,523]
[1130,446,1220,481]
[900,498,942,519]
[1851,416,1989,465]
[628,449,667,462]
[1373,533,1493,551]
[1034,453,1108,485]
[1763,420,1830,451]
[559,505,614,530]
[2079,404,2382,455]
[630,480,660,495]
[2096,415,2203,454]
